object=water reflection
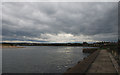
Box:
[0,47,2,74]
[56,47,74,53]
[3,46,89,73]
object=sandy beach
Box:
[0,45,24,48]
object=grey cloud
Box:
[2,2,118,42]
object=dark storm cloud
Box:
[2,2,118,42]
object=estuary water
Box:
[3,46,90,73]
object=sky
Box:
[2,2,118,43]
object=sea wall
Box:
[63,50,100,75]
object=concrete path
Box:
[87,50,117,73]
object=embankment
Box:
[63,49,100,74]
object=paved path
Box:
[87,50,117,73]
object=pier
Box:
[64,49,119,75]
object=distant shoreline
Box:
[1,42,100,47]
[1,45,25,48]
[1,45,98,48]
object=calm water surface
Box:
[3,46,89,73]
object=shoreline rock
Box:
[82,48,98,53]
